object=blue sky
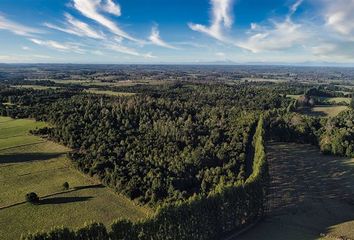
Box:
[0,0,354,64]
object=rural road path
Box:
[234,142,354,240]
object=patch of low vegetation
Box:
[0,117,151,239]
[84,89,136,97]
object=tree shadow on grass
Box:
[0,152,65,164]
[40,196,93,205]
[297,107,328,117]
[74,184,104,190]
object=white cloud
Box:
[216,52,225,57]
[102,0,121,16]
[238,20,307,53]
[308,0,354,60]
[188,0,234,42]
[324,0,354,38]
[105,42,155,58]
[29,38,85,53]
[289,0,303,17]
[22,46,30,51]
[44,13,105,39]
[237,0,307,53]
[72,0,139,42]
[313,42,354,59]
[0,15,41,37]
[0,54,53,63]
[149,26,177,49]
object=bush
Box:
[26,192,39,204]
[63,182,69,190]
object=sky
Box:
[0,0,354,64]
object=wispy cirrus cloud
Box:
[149,26,177,49]
[0,14,42,37]
[72,0,140,42]
[105,42,155,58]
[29,38,85,53]
[188,0,234,42]
[44,13,105,39]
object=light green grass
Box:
[322,97,351,104]
[52,79,168,87]
[0,117,151,240]
[12,85,58,90]
[287,94,302,100]
[310,106,348,117]
[84,89,136,97]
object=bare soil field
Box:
[237,142,354,240]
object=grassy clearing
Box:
[322,97,351,104]
[241,78,289,83]
[0,117,151,240]
[287,94,302,100]
[237,143,354,240]
[84,89,136,97]
[12,85,59,90]
[301,105,349,118]
[52,79,168,87]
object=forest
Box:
[0,79,353,240]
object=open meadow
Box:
[0,117,151,240]
[300,105,348,118]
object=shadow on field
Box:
[235,142,354,240]
[40,196,93,205]
[0,152,65,164]
[297,107,327,117]
[74,184,105,190]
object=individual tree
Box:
[350,95,354,109]
[26,192,39,204]
[63,182,69,190]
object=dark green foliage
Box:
[26,192,39,204]
[351,96,354,109]
[76,223,109,240]
[268,109,354,157]
[320,110,354,157]
[63,182,69,190]
[22,117,268,240]
[0,83,285,205]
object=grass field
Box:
[287,94,302,100]
[84,89,136,97]
[0,117,151,240]
[51,79,168,87]
[13,85,58,90]
[300,106,348,117]
[237,143,354,240]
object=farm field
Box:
[300,106,348,117]
[237,142,354,240]
[51,79,168,87]
[0,117,151,240]
[84,88,136,97]
[13,85,58,90]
